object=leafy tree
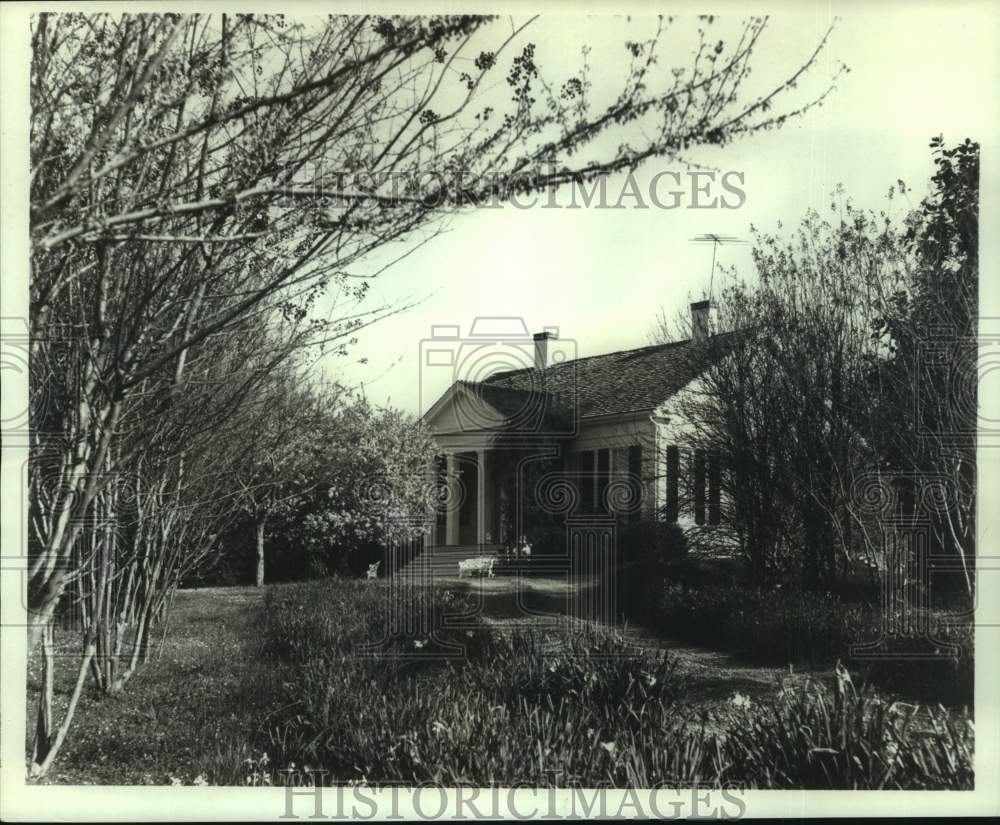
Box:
[868,138,979,594]
[297,398,437,575]
[655,139,978,593]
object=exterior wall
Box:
[653,375,738,550]
[566,411,658,520]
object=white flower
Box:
[192,774,208,786]
[730,692,752,709]
[600,741,617,756]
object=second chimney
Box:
[533,329,558,370]
[690,300,718,343]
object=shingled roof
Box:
[475,335,730,420]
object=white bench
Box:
[458,557,496,578]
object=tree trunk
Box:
[30,638,96,778]
[31,622,55,766]
[255,518,266,587]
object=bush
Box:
[618,520,688,623]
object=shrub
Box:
[618,520,688,623]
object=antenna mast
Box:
[689,233,747,300]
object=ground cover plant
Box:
[26,580,973,789]
[214,580,973,789]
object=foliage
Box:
[653,139,979,595]
[210,579,973,789]
[618,519,688,622]
[299,399,438,562]
[721,667,974,790]
[644,580,973,705]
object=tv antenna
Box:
[689,233,747,299]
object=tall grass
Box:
[213,579,973,789]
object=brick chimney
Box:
[533,329,558,370]
[690,300,717,343]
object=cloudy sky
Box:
[316,6,997,416]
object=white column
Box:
[445,453,460,546]
[476,449,487,546]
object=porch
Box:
[431,450,505,547]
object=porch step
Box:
[392,545,504,581]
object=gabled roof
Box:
[479,334,734,419]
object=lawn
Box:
[27,577,974,789]
[27,587,264,785]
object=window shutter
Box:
[628,445,642,522]
[694,449,706,526]
[666,446,679,523]
[708,449,721,525]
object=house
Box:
[420,301,731,554]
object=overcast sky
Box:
[314,7,998,417]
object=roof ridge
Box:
[482,337,692,383]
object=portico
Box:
[433,449,500,547]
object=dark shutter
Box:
[708,449,721,525]
[666,446,679,523]
[628,445,642,522]
[694,449,706,526]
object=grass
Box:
[26,587,263,785]
[27,579,975,789]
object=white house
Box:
[420,301,731,555]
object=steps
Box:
[392,544,504,582]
